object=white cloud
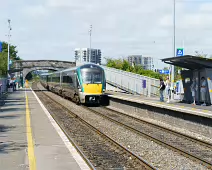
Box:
[181,13,212,30]
[159,15,172,27]
[23,5,49,18]
[0,0,212,69]
[199,2,212,12]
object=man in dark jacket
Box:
[159,78,165,102]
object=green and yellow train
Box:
[40,63,107,104]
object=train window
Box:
[63,76,68,83]
[52,76,60,83]
[68,76,73,83]
[81,72,92,84]
[93,73,102,83]
[81,70,103,84]
[63,76,73,84]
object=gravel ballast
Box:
[108,99,212,143]
[37,83,209,170]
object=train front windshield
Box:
[81,69,104,84]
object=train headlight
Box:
[78,86,82,92]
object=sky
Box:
[1,0,212,69]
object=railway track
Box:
[85,106,212,169]
[32,83,155,170]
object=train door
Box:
[69,71,75,98]
[73,71,77,89]
[48,74,52,89]
[60,72,62,88]
[46,75,49,90]
[62,71,73,98]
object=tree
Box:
[106,58,160,79]
[0,52,7,76]
[0,42,21,77]
[1,42,20,60]
[105,58,116,68]
[122,60,131,71]
[114,59,123,69]
[195,51,207,58]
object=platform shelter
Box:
[162,55,212,105]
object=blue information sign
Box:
[159,70,169,75]
[176,48,184,57]
[0,42,2,52]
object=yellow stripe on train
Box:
[83,84,102,94]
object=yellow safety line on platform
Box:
[25,92,37,170]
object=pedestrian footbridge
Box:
[102,66,160,97]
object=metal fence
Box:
[102,66,160,97]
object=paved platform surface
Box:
[107,91,212,119]
[0,89,89,170]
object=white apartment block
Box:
[75,48,101,65]
[127,55,142,66]
[142,56,154,70]
[127,55,153,70]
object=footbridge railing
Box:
[102,66,160,97]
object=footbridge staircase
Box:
[102,66,160,97]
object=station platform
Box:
[0,89,90,170]
[107,91,212,120]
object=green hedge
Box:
[105,58,160,79]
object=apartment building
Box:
[127,55,142,66]
[142,56,154,70]
[127,55,153,70]
[75,48,101,65]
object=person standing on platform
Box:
[159,78,165,102]
[165,76,171,103]
[190,78,196,105]
[14,78,18,91]
[9,79,13,88]
[200,77,207,106]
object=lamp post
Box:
[171,0,176,100]
[20,72,23,88]
[89,25,92,63]
[7,19,12,73]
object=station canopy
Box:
[161,55,212,70]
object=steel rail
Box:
[32,84,96,170]
[105,107,212,149]
[85,106,212,169]
[34,83,156,170]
